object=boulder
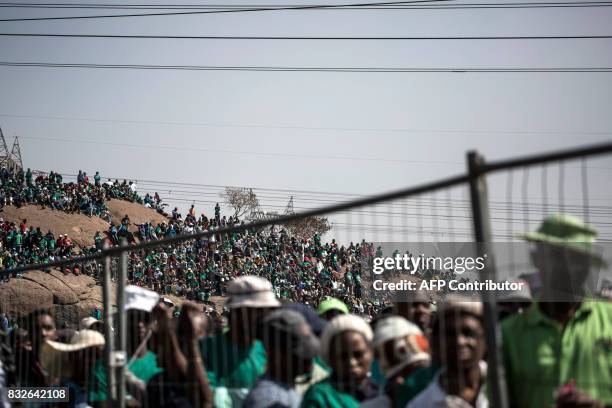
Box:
[22,271,79,305]
[0,277,54,317]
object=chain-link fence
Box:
[1,141,611,407]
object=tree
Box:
[221,187,260,218]
[284,215,331,240]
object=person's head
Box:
[125,285,161,354]
[127,309,152,353]
[22,310,56,353]
[177,302,208,341]
[283,302,327,337]
[531,243,596,301]
[373,316,430,382]
[317,297,349,321]
[320,314,373,390]
[431,297,485,373]
[393,297,432,333]
[262,309,319,382]
[524,214,606,301]
[226,276,280,346]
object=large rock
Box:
[48,270,96,297]
[0,277,54,316]
[0,270,109,329]
[0,271,222,329]
[22,271,79,305]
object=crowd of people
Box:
[0,166,145,221]
[0,163,610,407]
[0,213,610,408]
[0,166,166,279]
[79,197,380,317]
[0,165,381,318]
[0,218,75,280]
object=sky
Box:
[0,0,611,247]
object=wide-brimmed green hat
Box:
[522,213,607,268]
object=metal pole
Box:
[102,252,116,406]
[467,151,509,408]
[116,239,128,408]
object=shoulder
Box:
[359,395,391,408]
[588,300,612,314]
[248,378,300,405]
[251,340,266,357]
[584,301,612,329]
[500,309,529,336]
[302,379,332,401]
[245,379,276,407]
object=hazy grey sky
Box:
[1,1,611,243]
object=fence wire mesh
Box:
[0,143,611,408]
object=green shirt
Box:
[199,332,266,390]
[300,378,360,408]
[128,351,163,383]
[502,301,612,408]
[394,363,438,408]
[88,351,163,402]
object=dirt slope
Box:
[106,199,168,230]
[0,205,109,247]
[0,199,168,248]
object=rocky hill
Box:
[0,198,168,247]
[0,199,222,327]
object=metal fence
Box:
[1,141,611,408]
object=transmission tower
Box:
[284,195,295,215]
[0,126,12,170]
[10,136,23,171]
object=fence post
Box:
[102,250,116,406]
[116,239,128,408]
[467,151,509,408]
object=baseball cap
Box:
[283,302,327,337]
[317,297,349,316]
[262,309,319,359]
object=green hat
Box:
[522,213,607,267]
[317,297,349,316]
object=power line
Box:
[19,135,459,165]
[54,171,612,205]
[141,187,612,213]
[2,1,612,10]
[133,195,612,238]
[3,33,612,40]
[144,190,612,222]
[2,62,612,72]
[4,113,612,137]
[0,0,458,22]
[20,137,612,174]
